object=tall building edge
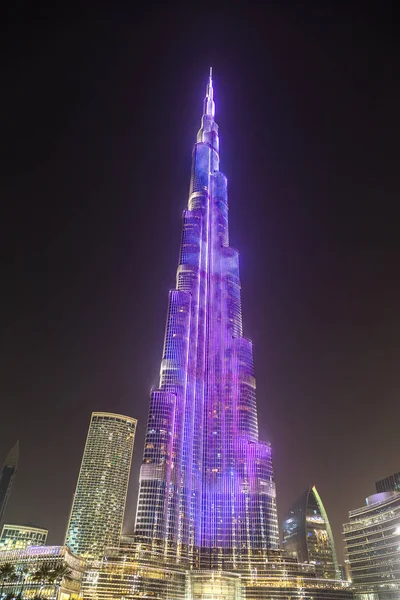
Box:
[0,441,19,524]
[312,486,340,579]
[64,414,94,546]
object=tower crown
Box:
[203,66,215,117]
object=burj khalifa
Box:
[134,70,279,569]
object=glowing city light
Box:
[134,71,279,562]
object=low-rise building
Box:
[343,491,400,600]
[0,544,85,599]
[0,524,48,551]
[81,540,354,600]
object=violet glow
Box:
[134,72,279,565]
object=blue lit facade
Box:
[134,71,279,567]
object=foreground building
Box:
[0,441,19,523]
[0,544,85,599]
[0,523,48,551]
[283,485,340,579]
[82,539,353,600]
[343,491,400,600]
[65,412,136,559]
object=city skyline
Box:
[75,73,355,600]
[1,2,400,566]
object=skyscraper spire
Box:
[135,73,279,568]
[204,66,215,117]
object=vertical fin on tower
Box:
[204,67,215,117]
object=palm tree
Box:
[17,566,29,599]
[7,572,18,598]
[31,564,53,598]
[49,564,71,598]
[0,564,16,598]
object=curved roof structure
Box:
[283,485,339,580]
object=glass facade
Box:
[187,570,242,600]
[65,412,136,560]
[0,544,85,599]
[343,491,400,600]
[82,542,187,600]
[0,441,19,522]
[283,485,340,579]
[376,473,400,494]
[135,70,279,569]
[81,541,354,600]
[0,523,48,551]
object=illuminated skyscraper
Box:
[0,441,19,523]
[66,412,136,560]
[283,485,340,580]
[135,70,279,568]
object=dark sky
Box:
[1,2,399,562]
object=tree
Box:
[0,564,16,598]
[17,566,29,599]
[50,564,71,582]
[50,564,72,598]
[31,564,53,598]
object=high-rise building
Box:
[0,523,48,551]
[283,485,340,579]
[134,68,279,571]
[343,491,400,600]
[376,471,400,493]
[0,441,19,523]
[65,412,136,560]
[81,73,353,600]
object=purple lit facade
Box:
[134,72,279,567]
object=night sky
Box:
[1,2,399,562]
